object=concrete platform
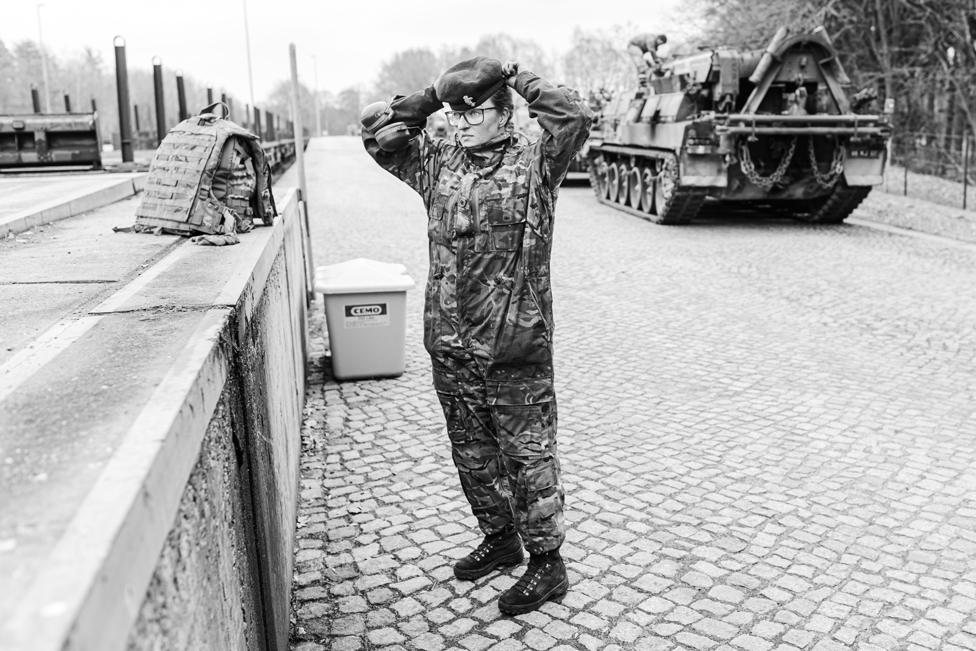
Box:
[0,172,146,238]
[0,198,180,367]
[0,170,309,650]
[0,195,218,618]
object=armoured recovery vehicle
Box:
[586,26,892,224]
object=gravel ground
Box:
[861,170,976,244]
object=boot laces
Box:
[470,537,499,562]
[514,557,552,596]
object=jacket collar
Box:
[459,131,514,167]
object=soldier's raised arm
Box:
[361,86,445,205]
[505,63,592,189]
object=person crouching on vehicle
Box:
[360,57,591,615]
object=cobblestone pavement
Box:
[288,138,976,651]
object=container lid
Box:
[314,257,415,294]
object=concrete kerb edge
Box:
[0,190,301,651]
[1,308,234,651]
[216,188,297,319]
[0,173,147,238]
[847,216,976,252]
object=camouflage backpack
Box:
[134,102,275,239]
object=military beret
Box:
[435,57,507,111]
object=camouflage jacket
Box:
[363,71,591,389]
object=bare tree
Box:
[472,33,554,79]
[372,48,440,101]
[561,26,635,96]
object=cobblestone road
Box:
[289,138,976,651]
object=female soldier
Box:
[361,57,590,615]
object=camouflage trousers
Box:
[432,359,565,555]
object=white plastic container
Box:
[314,258,415,380]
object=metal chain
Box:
[808,138,846,188]
[739,138,797,190]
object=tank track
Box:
[796,185,871,223]
[587,151,706,224]
[587,164,605,201]
[593,189,706,223]
[650,187,708,225]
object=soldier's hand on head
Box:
[502,61,519,87]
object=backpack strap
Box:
[218,134,238,174]
[199,102,230,118]
[265,160,278,217]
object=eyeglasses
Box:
[445,107,500,126]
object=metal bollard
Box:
[63,92,71,112]
[176,72,188,121]
[113,35,134,162]
[152,56,166,145]
[31,85,41,113]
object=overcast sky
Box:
[2,0,694,102]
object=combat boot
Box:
[454,529,524,580]
[498,549,568,615]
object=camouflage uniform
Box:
[628,33,667,76]
[628,33,665,59]
[363,71,591,554]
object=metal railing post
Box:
[176,72,188,121]
[902,141,908,197]
[113,35,134,162]
[964,133,970,211]
[152,56,166,145]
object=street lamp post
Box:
[36,3,52,113]
[242,0,256,109]
[312,54,322,137]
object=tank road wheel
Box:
[606,162,620,203]
[650,154,705,225]
[627,166,643,209]
[794,183,871,224]
[616,163,630,204]
[639,167,656,214]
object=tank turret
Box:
[586,26,893,224]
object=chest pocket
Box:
[428,173,462,243]
[475,174,529,252]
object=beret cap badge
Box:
[463,96,475,107]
